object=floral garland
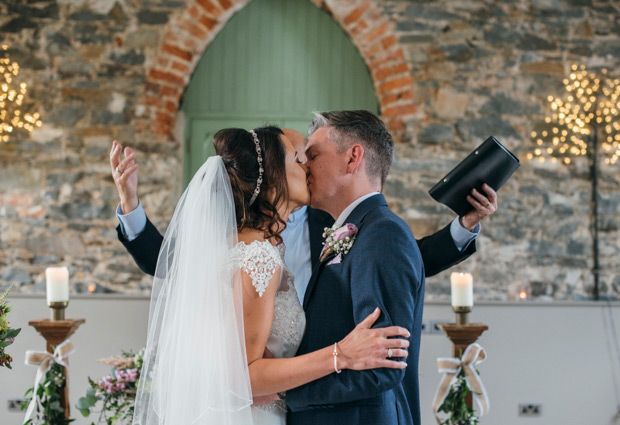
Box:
[22,361,72,425]
[77,348,144,425]
[437,369,479,425]
[0,284,21,369]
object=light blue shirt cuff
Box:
[450,217,480,252]
[116,202,147,242]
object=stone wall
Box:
[0,0,618,300]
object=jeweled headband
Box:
[248,130,263,206]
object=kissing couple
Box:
[110,110,497,425]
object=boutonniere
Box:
[320,223,358,265]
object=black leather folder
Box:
[428,136,520,216]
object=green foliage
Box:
[438,370,479,425]
[22,362,74,425]
[0,284,21,369]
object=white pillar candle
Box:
[450,272,473,307]
[46,267,69,303]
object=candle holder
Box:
[453,305,472,325]
[48,301,68,321]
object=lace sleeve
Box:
[239,243,283,297]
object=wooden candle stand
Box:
[29,318,85,419]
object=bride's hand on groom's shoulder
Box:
[337,308,410,371]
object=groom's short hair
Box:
[309,110,393,187]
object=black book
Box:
[428,136,520,216]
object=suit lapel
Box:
[302,195,387,310]
[307,207,333,268]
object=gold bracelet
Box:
[333,342,342,374]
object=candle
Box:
[46,267,69,303]
[450,272,473,307]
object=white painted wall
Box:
[1,296,618,425]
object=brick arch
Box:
[144,0,415,139]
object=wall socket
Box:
[7,398,26,412]
[518,403,542,417]
[421,319,449,334]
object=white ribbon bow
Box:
[432,342,489,424]
[23,339,75,423]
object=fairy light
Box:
[530,64,620,165]
[0,45,42,143]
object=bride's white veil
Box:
[132,156,254,425]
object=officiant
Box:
[109,128,498,295]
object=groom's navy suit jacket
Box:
[286,194,424,425]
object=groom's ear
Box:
[346,144,365,174]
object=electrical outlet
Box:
[7,398,25,412]
[518,403,542,417]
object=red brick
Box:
[387,118,405,131]
[392,62,409,75]
[162,43,192,62]
[382,104,416,118]
[374,65,393,81]
[364,22,389,43]
[149,69,185,87]
[165,100,178,113]
[157,112,175,125]
[184,19,208,40]
[199,15,218,30]
[196,0,221,16]
[172,61,189,73]
[364,41,383,59]
[380,89,414,106]
[161,85,180,97]
[344,3,369,26]
[379,76,413,93]
[216,0,232,10]
[381,35,397,50]
[145,96,162,107]
[189,5,200,17]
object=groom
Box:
[286,111,425,425]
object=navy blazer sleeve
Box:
[116,217,163,276]
[417,223,476,277]
[286,218,423,409]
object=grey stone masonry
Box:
[0,0,618,301]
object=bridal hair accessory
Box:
[248,129,264,206]
[320,223,358,264]
[432,342,489,424]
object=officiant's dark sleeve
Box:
[416,223,476,277]
[116,217,163,276]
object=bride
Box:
[132,126,410,425]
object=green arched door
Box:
[181,0,378,183]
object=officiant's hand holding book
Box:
[428,136,520,228]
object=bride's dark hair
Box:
[213,126,289,243]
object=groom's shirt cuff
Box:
[116,202,147,242]
[450,217,479,252]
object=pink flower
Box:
[332,223,358,241]
[126,368,138,382]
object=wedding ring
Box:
[387,348,393,358]
[116,166,124,175]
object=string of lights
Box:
[528,64,620,165]
[0,44,42,143]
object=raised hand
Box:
[460,183,498,232]
[337,307,410,371]
[110,140,140,214]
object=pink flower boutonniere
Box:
[320,223,358,265]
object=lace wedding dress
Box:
[229,240,306,425]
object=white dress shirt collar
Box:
[333,192,380,228]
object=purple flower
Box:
[126,368,138,382]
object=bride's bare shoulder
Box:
[237,228,266,245]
